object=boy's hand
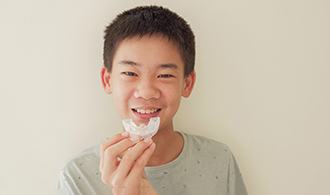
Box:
[99,132,157,195]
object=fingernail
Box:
[144,137,152,143]
[129,136,140,144]
[150,142,156,149]
[121,132,129,136]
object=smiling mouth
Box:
[131,108,162,114]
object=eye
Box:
[121,71,138,77]
[158,74,175,78]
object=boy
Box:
[57,5,248,195]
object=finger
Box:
[101,137,136,183]
[128,142,156,181]
[99,132,129,171]
[113,138,154,185]
[142,170,147,179]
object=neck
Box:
[146,124,184,167]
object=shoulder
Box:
[60,144,100,177]
[57,144,111,194]
[182,132,234,163]
[184,132,231,152]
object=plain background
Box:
[0,0,329,195]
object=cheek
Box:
[113,80,133,98]
[112,82,134,113]
[161,84,182,107]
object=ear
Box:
[100,66,112,94]
[181,70,196,98]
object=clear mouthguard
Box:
[122,117,160,140]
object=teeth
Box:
[135,108,159,114]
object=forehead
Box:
[112,35,185,71]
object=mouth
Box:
[131,107,162,120]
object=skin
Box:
[100,35,196,195]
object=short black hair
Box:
[103,5,195,77]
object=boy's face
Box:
[101,35,195,132]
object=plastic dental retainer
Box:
[122,117,160,140]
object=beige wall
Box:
[0,0,329,195]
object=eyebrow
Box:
[118,60,178,69]
[118,60,140,66]
[159,63,178,69]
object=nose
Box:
[134,79,160,100]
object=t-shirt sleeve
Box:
[228,152,248,195]
[56,170,82,195]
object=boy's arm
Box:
[140,177,157,195]
[228,153,249,195]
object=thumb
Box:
[142,170,147,179]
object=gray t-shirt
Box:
[57,131,248,195]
